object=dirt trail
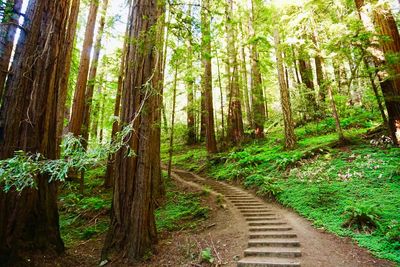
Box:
[172,169,395,267]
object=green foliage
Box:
[59,167,111,246]
[0,124,136,192]
[155,182,209,232]
[200,248,214,264]
[168,124,400,263]
[343,203,380,233]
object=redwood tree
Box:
[82,0,109,145]
[355,0,400,145]
[201,0,218,153]
[0,0,22,99]
[69,0,99,136]
[225,0,244,144]
[274,29,296,149]
[55,0,80,156]
[0,0,72,263]
[250,0,266,138]
[101,0,164,261]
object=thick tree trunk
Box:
[104,1,131,188]
[69,0,99,136]
[82,0,109,146]
[0,0,22,100]
[101,0,163,261]
[201,0,217,153]
[249,0,265,138]
[240,44,252,129]
[186,5,196,145]
[225,0,244,144]
[355,0,400,145]
[274,29,296,149]
[55,0,80,156]
[0,0,71,263]
[298,54,317,119]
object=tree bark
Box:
[55,0,80,156]
[104,0,131,188]
[69,0,99,136]
[0,0,71,263]
[101,0,164,261]
[355,0,400,145]
[0,0,22,100]
[217,55,225,140]
[298,51,317,119]
[185,5,196,145]
[201,0,217,153]
[168,64,178,178]
[225,0,244,144]
[249,0,265,138]
[274,29,296,149]
[82,0,109,146]
[364,58,388,126]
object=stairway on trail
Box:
[173,170,302,267]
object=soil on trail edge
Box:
[171,169,395,267]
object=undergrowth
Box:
[167,123,400,263]
[155,178,210,232]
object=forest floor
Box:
[35,164,396,267]
[35,172,247,267]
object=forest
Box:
[0,0,399,266]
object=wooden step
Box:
[249,226,292,232]
[237,256,301,267]
[246,217,280,222]
[243,214,277,218]
[249,231,297,239]
[248,221,287,226]
[248,238,300,248]
[244,247,301,258]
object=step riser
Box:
[248,222,286,226]
[242,214,276,217]
[236,206,266,209]
[250,234,297,239]
[248,242,300,248]
[237,263,300,267]
[246,217,279,221]
[244,251,302,258]
[249,228,292,232]
[241,212,274,215]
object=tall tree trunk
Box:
[69,0,99,136]
[186,4,196,145]
[364,58,388,126]
[101,0,164,261]
[217,55,225,140]
[298,52,317,120]
[240,44,252,129]
[249,0,265,138]
[355,0,400,145]
[201,0,217,153]
[225,0,244,144]
[0,0,71,263]
[320,60,346,143]
[55,0,80,156]
[0,0,22,100]
[168,64,178,178]
[274,29,296,149]
[82,0,109,147]
[312,31,326,103]
[104,0,131,188]
[327,81,345,142]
